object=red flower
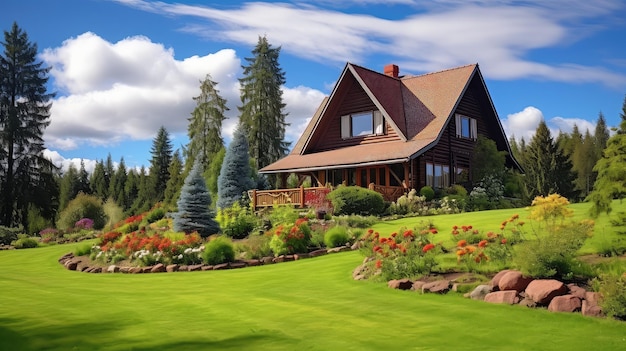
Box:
[403,230,414,238]
[457,239,467,247]
[472,229,479,235]
[501,238,507,244]
[422,243,435,253]
[430,229,438,234]
[391,232,397,238]
[452,225,458,230]
[478,240,488,248]
[375,259,382,269]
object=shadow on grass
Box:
[133,332,295,351]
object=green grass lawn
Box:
[1,236,625,350]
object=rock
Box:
[261,257,274,264]
[327,246,350,253]
[213,263,230,270]
[89,267,102,273]
[243,259,261,266]
[129,267,143,274]
[150,263,166,273]
[293,253,310,260]
[283,255,295,261]
[498,271,533,292]
[350,242,360,250]
[582,300,604,318]
[178,265,188,271]
[489,270,513,291]
[119,266,131,273]
[548,295,582,313]
[525,279,568,305]
[484,290,520,305]
[273,256,285,263]
[76,261,90,272]
[388,279,413,290]
[468,284,492,301]
[352,264,368,280]
[518,296,537,308]
[230,262,246,269]
[201,265,213,271]
[166,264,178,272]
[65,258,81,271]
[107,265,119,273]
[309,249,327,257]
[585,291,602,306]
[141,267,152,273]
[567,284,587,299]
[412,281,426,292]
[188,264,203,271]
[58,253,74,264]
[422,280,451,294]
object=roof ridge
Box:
[402,63,477,80]
[348,62,401,80]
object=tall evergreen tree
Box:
[594,112,610,154]
[129,166,151,214]
[523,121,577,200]
[0,22,56,226]
[149,126,173,203]
[109,157,127,205]
[172,158,219,237]
[123,169,139,212]
[90,160,107,200]
[163,150,184,210]
[58,164,79,211]
[471,136,506,183]
[239,36,290,174]
[206,147,225,200]
[217,125,255,209]
[186,75,228,171]
[77,160,91,195]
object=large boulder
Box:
[388,279,413,290]
[525,279,568,305]
[484,290,520,305]
[107,265,119,273]
[567,284,587,299]
[150,263,166,273]
[422,280,451,294]
[489,270,514,291]
[582,292,604,318]
[548,295,582,313]
[498,271,533,292]
[468,284,493,301]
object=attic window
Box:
[341,110,384,139]
[455,114,477,140]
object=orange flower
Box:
[465,245,476,254]
[403,230,414,238]
[422,243,435,253]
[501,238,507,245]
[452,225,458,230]
[391,232,397,237]
[456,249,466,256]
[452,230,459,236]
[375,259,382,269]
[478,240,488,248]
[457,239,467,247]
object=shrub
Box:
[595,273,626,320]
[388,189,428,215]
[74,218,94,230]
[216,202,259,239]
[328,186,385,216]
[0,226,20,245]
[266,204,300,227]
[334,215,378,228]
[103,199,124,230]
[236,233,273,259]
[58,193,107,230]
[324,226,350,248]
[446,184,468,197]
[74,243,93,256]
[419,186,435,201]
[146,207,165,223]
[12,236,39,249]
[203,236,235,265]
[269,218,311,256]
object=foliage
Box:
[419,186,435,201]
[594,273,626,320]
[388,189,428,215]
[57,193,107,230]
[471,136,506,183]
[239,35,290,177]
[359,223,441,281]
[216,202,259,239]
[454,239,489,272]
[203,236,235,265]
[0,226,20,245]
[163,150,184,210]
[0,22,57,228]
[304,187,333,214]
[328,186,385,216]
[103,198,125,230]
[235,233,273,259]
[145,207,165,224]
[333,215,378,229]
[11,236,38,249]
[74,218,94,230]
[269,218,311,255]
[217,124,255,209]
[266,204,299,227]
[172,158,220,238]
[73,243,92,256]
[324,226,350,248]
[148,126,173,204]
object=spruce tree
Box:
[109,157,127,205]
[163,150,184,210]
[77,160,91,195]
[149,126,173,203]
[173,158,219,237]
[186,74,228,172]
[217,125,255,209]
[90,160,107,200]
[239,36,290,174]
[58,164,79,212]
[0,22,56,226]
[206,147,225,200]
[129,166,151,214]
[123,169,139,212]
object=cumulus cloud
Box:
[43,149,99,173]
[113,0,626,87]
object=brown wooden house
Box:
[258,62,521,202]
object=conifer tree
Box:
[90,160,107,200]
[217,125,255,209]
[163,150,184,210]
[172,158,219,237]
[58,164,79,211]
[149,126,173,203]
[0,22,56,226]
[129,166,151,214]
[186,74,228,171]
[239,36,290,174]
[206,147,225,201]
[109,157,127,205]
[77,160,91,195]
[123,169,139,212]
[594,112,610,154]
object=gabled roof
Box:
[261,62,500,173]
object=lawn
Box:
[1,229,625,350]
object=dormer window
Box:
[341,110,384,139]
[455,114,477,140]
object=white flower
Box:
[184,248,192,254]
[177,254,183,259]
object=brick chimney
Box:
[384,64,399,78]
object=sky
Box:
[3,0,626,173]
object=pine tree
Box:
[523,121,577,200]
[77,160,91,195]
[109,157,127,205]
[239,36,290,174]
[172,158,220,237]
[149,126,173,203]
[163,150,184,210]
[217,125,255,209]
[58,164,79,211]
[0,22,56,226]
[595,112,610,154]
[186,74,228,171]
[123,169,139,212]
[90,160,107,200]
[129,166,151,214]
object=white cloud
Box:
[43,149,99,173]
[282,86,327,143]
[113,0,626,87]
[550,117,596,135]
[41,33,242,149]
[503,106,601,142]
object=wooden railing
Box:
[368,184,407,202]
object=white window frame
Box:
[341,110,384,139]
[426,162,450,188]
[455,114,477,140]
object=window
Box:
[455,167,469,183]
[455,114,477,140]
[426,162,450,188]
[341,110,384,139]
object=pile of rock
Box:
[383,269,604,318]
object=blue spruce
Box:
[217,124,255,209]
[173,158,220,237]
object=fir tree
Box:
[123,169,139,212]
[239,36,290,174]
[58,164,79,212]
[77,160,91,195]
[186,74,228,171]
[90,160,107,200]
[109,157,127,205]
[129,166,151,215]
[163,150,184,210]
[0,22,56,226]
[149,126,173,203]
[206,147,225,201]
[217,125,255,209]
[173,158,219,237]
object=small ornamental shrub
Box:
[12,236,39,249]
[334,215,378,229]
[236,233,273,259]
[39,228,60,244]
[328,186,385,216]
[388,189,428,215]
[269,218,312,256]
[58,193,107,230]
[216,202,259,239]
[595,273,626,320]
[267,204,299,227]
[419,186,435,201]
[0,226,20,245]
[74,218,94,230]
[324,226,350,248]
[146,207,165,223]
[74,243,92,256]
[203,236,235,265]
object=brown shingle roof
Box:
[261,63,478,173]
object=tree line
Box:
[0,22,287,233]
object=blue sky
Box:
[3,0,626,172]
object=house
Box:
[258,62,521,202]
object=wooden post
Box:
[251,189,257,211]
[300,185,305,208]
